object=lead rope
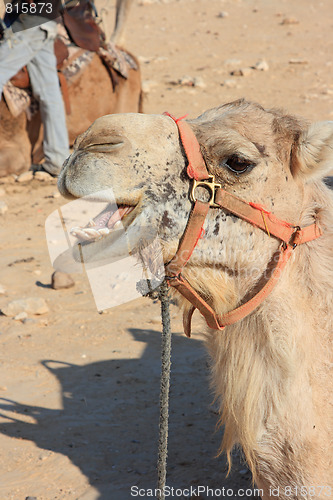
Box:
[157,279,172,500]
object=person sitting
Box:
[0,0,69,177]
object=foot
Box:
[30,163,61,178]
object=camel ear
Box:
[291,121,333,180]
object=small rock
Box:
[253,59,269,71]
[34,171,53,181]
[39,451,51,461]
[0,200,8,215]
[22,318,37,325]
[16,171,33,183]
[51,271,75,290]
[138,55,152,64]
[142,80,158,93]
[281,17,299,25]
[51,190,61,199]
[217,11,229,18]
[289,58,308,65]
[179,75,196,86]
[224,58,242,67]
[193,76,206,88]
[231,67,253,77]
[1,297,49,317]
[171,76,206,88]
[221,79,238,88]
[25,497,38,500]
[240,67,253,77]
[0,284,6,295]
[14,311,28,321]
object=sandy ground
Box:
[0,0,332,498]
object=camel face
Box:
[59,100,311,277]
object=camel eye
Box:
[223,155,255,174]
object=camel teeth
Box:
[70,226,110,241]
[70,226,81,235]
[113,220,122,230]
[88,219,96,227]
[73,228,95,241]
[83,228,101,236]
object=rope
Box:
[156,279,172,500]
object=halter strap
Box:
[163,112,322,337]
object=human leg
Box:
[0,22,45,92]
[27,22,69,175]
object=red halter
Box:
[163,112,323,337]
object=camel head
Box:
[58,99,333,316]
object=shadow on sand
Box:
[0,328,254,499]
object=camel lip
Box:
[70,199,141,245]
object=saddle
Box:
[61,0,104,53]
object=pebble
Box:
[231,67,253,77]
[0,284,6,295]
[253,59,269,71]
[51,190,61,199]
[142,79,158,93]
[22,318,37,325]
[1,297,49,317]
[138,55,152,64]
[289,58,308,65]
[224,58,242,67]
[16,171,33,183]
[0,200,8,215]
[34,171,53,181]
[170,76,206,88]
[217,11,229,18]
[221,79,238,88]
[51,271,75,290]
[14,311,28,321]
[281,17,299,25]
[25,497,37,500]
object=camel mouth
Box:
[70,203,137,243]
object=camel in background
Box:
[58,99,332,498]
[0,0,141,177]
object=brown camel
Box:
[0,0,141,178]
[58,100,333,499]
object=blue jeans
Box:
[0,16,69,174]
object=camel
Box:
[0,0,141,178]
[57,99,333,499]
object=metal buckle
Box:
[289,226,301,249]
[190,175,222,207]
